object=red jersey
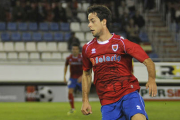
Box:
[82,34,149,105]
[65,54,83,79]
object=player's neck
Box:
[72,54,78,57]
[97,30,112,42]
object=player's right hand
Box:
[64,77,67,83]
[81,102,92,115]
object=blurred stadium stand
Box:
[0,0,179,62]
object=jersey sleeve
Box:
[82,45,92,71]
[122,39,149,62]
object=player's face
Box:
[72,46,79,56]
[88,12,103,38]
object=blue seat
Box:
[39,22,49,31]
[43,33,53,41]
[22,32,31,41]
[32,32,42,41]
[50,22,59,31]
[18,22,28,31]
[139,32,149,42]
[7,22,17,31]
[0,22,6,31]
[29,22,38,31]
[64,32,71,41]
[149,53,159,58]
[11,32,21,41]
[149,53,159,62]
[60,22,70,31]
[54,32,63,41]
[1,32,10,41]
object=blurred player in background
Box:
[81,5,157,120]
[64,43,83,115]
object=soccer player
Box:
[81,5,157,120]
[64,43,83,115]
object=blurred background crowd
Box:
[0,0,180,61]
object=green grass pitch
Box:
[0,101,179,120]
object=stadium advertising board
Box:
[0,86,25,102]
[26,86,68,102]
[140,86,180,100]
[0,85,68,102]
[155,64,180,79]
[134,62,180,83]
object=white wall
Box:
[0,62,69,82]
[0,62,180,83]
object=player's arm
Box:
[143,58,157,97]
[81,69,92,115]
[64,64,68,83]
[82,70,92,101]
[64,57,69,83]
[122,39,157,97]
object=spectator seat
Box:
[7,22,17,31]
[0,22,6,31]
[18,22,28,31]
[22,32,31,41]
[54,32,64,41]
[11,32,21,41]
[1,32,10,42]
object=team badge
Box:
[112,44,118,52]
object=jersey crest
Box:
[112,44,118,52]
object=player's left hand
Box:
[81,101,92,115]
[146,79,157,97]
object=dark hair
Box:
[72,42,80,48]
[71,32,75,36]
[87,5,112,29]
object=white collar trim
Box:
[97,33,114,44]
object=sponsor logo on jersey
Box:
[112,44,118,52]
[90,54,121,66]
[91,48,96,54]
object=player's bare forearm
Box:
[81,70,92,115]
[143,58,155,80]
[64,66,68,83]
[82,70,92,102]
[143,58,157,97]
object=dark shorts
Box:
[101,91,148,120]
